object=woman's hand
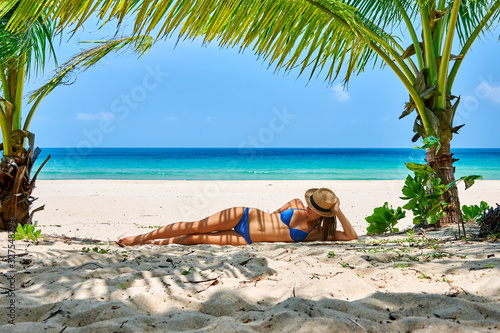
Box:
[331,198,358,241]
[332,199,341,215]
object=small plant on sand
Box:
[430,252,448,259]
[418,272,431,279]
[462,201,489,223]
[14,223,44,244]
[487,232,500,242]
[365,202,405,234]
[392,261,409,270]
[327,251,335,258]
[181,267,194,275]
[82,246,110,254]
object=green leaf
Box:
[25,224,34,234]
[480,201,489,211]
[401,185,416,198]
[413,135,440,150]
[365,202,405,234]
[460,175,482,190]
[405,163,434,174]
[16,223,27,236]
[426,203,444,225]
[13,233,24,241]
[402,198,417,210]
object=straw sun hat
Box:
[305,188,338,217]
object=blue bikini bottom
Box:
[234,207,252,244]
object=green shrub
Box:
[462,201,489,223]
[366,202,406,234]
[14,223,44,244]
[400,163,446,225]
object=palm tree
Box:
[0,3,152,230]
[2,0,499,227]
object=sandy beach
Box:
[1,180,499,332]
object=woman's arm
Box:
[330,200,358,241]
[272,198,305,213]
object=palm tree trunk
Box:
[0,148,49,231]
[425,142,464,231]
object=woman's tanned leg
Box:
[145,230,249,246]
[117,207,246,246]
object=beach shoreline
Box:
[1,179,499,332]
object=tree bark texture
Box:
[425,142,463,228]
[0,148,48,231]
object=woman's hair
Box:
[318,215,337,241]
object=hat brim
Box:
[304,188,337,217]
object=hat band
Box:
[309,195,331,213]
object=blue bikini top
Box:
[280,208,313,242]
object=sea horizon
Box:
[32,147,500,181]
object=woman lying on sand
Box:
[117,188,357,246]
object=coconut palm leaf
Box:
[1,0,412,84]
[24,35,152,131]
[0,3,58,78]
[455,0,500,45]
[128,0,397,84]
[345,0,419,31]
[8,1,500,68]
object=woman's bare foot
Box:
[116,235,147,246]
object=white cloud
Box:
[76,112,115,121]
[475,81,500,103]
[332,84,351,103]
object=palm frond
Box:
[345,0,419,32]
[24,16,59,78]
[3,0,405,84]
[27,35,152,106]
[455,0,500,46]
[0,3,59,77]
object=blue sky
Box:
[25,20,500,149]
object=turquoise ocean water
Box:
[32,148,500,180]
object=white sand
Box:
[1,180,499,332]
